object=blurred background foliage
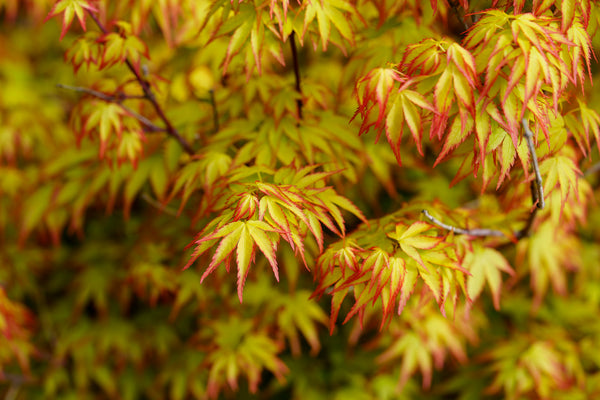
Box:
[2,1,600,400]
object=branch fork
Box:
[423,118,545,240]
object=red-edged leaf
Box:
[247,220,279,281]
[45,0,98,40]
[397,262,418,315]
[200,222,244,282]
[434,68,453,114]
[236,225,254,302]
[562,0,576,31]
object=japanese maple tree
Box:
[2,0,600,399]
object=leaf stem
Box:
[289,31,303,120]
[87,11,195,155]
[421,210,505,237]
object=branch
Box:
[522,118,545,209]
[421,210,506,237]
[289,31,303,120]
[56,84,164,133]
[424,120,547,239]
[515,207,538,240]
[512,118,545,239]
[87,12,195,155]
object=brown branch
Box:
[57,84,164,133]
[421,210,506,237]
[289,31,303,120]
[87,12,195,155]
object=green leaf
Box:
[465,246,514,309]
[20,185,53,241]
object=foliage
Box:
[2,0,600,399]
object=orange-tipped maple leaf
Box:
[45,0,98,40]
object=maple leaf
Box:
[184,167,365,302]
[186,220,279,303]
[464,245,514,309]
[565,20,593,85]
[517,221,581,308]
[378,312,468,389]
[65,31,101,72]
[385,83,435,163]
[432,43,478,126]
[84,102,125,158]
[0,288,36,375]
[45,0,98,40]
[568,100,600,154]
[353,67,404,138]
[220,4,258,74]
[301,0,357,51]
[97,22,150,72]
[271,290,328,355]
[539,154,582,215]
[401,38,447,76]
[378,332,433,389]
[316,213,471,329]
[206,318,288,397]
[116,130,145,168]
[464,11,577,145]
[487,334,583,399]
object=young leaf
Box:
[539,155,582,213]
[464,246,514,309]
[45,0,98,40]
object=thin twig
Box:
[289,31,303,120]
[448,0,470,30]
[5,385,20,400]
[515,207,538,239]
[1,373,34,386]
[4,385,21,400]
[421,210,506,237]
[584,161,600,177]
[57,84,164,133]
[141,193,178,216]
[208,89,219,133]
[87,12,195,155]
[522,118,545,209]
